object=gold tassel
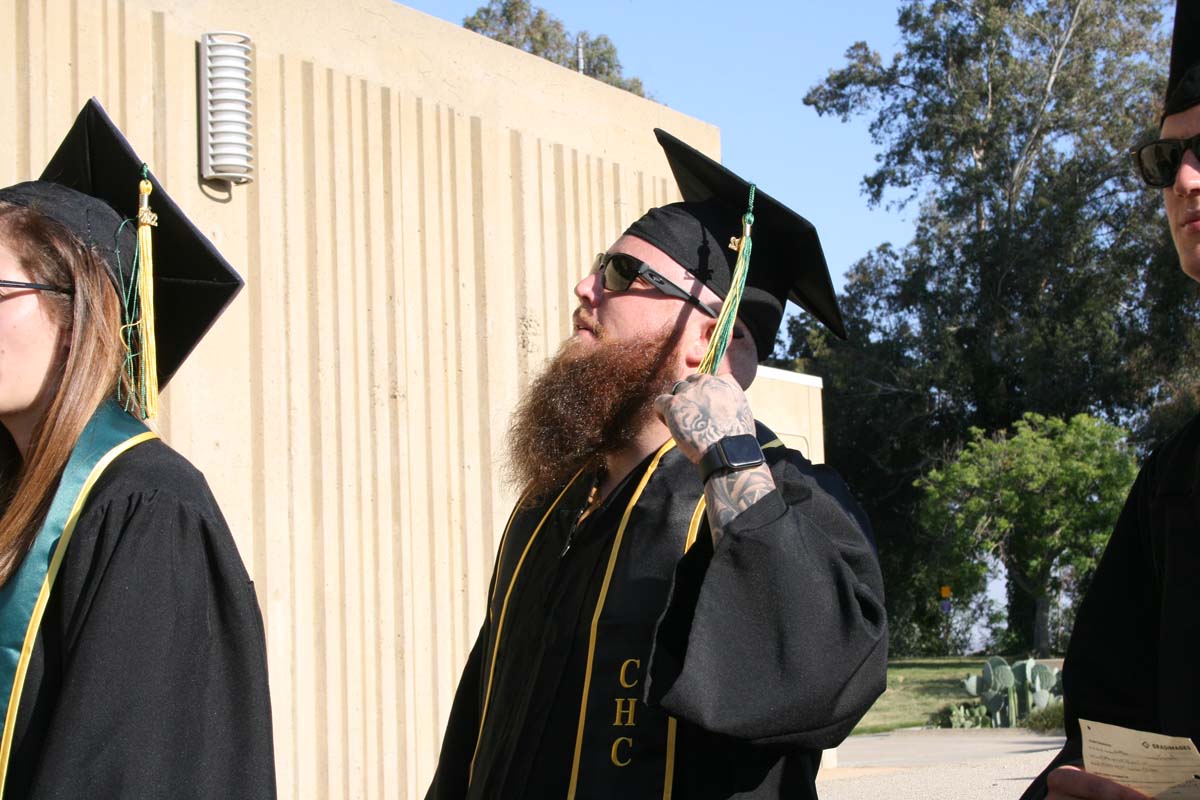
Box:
[136,177,159,419]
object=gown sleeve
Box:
[424,625,488,800]
[1019,459,1160,800]
[23,484,276,799]
[645,456,888,750]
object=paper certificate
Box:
[1080,718,1200,798]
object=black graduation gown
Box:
[427,424,887,799]
[3,439,276,799]
[1021,412,1200,799]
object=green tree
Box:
[579,33,646,97]
[918,413,1138,656]
[774,0,1200,654]
[464,0,647,97]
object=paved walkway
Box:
[816,729,1065,799]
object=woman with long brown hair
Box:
[0,100,275,798]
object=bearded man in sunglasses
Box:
[425,129,887,800]
[1020,4,1200,800]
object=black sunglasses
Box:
[1131,132,1200,188]
[0,279,73,296]
[591,252,718,318]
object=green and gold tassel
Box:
[135,170,159,418]
[117,165,159,420]
[698,185,755,375]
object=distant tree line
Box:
[464,0,648,97]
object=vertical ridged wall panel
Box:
[2,0,824,796]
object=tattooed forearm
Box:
[704,463,776,546]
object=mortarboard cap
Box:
[624,128,845,361]
[1164,0,1200,120]
[0,98,242,390]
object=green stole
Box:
[0,400,157,789]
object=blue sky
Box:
[399,0,915,294]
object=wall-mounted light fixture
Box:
[199,32,255,184]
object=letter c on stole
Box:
[619,658,641,689]
[611,736,633,767]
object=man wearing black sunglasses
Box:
[1023,4,1200,800]
[426,130,886,800]
[1133,124,1200,285]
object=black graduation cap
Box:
[0,98,243,392]
[624,128,845,360]
[1165,0,1200,119]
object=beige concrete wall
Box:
[3,0,825,796]
[748,365,825,464]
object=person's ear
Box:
[683,316,719,369]
[726,323,758,388]
[52,310,72,355]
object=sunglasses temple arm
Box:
[692,296,719,318]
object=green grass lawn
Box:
[851,658,982,735]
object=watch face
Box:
[722,435,764,469]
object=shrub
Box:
[928,702,992,729]
[1024,700,1065,733]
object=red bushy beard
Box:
[505,323,679,504]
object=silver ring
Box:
[671,380,689,395]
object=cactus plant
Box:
[1012,658,1039,718]
[984,690,1006,726]
[964,656,1065,728]
[949,703,991,729]
[992,663,1015,691]
[1031,663,1055,692]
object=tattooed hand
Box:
[653,374,755,464]
[654,374,776,545]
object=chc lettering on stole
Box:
[610,657,641,767]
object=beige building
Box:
[2,0,826,795]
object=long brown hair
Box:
[0,203,127,583]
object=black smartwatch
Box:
[697,434,765,483]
